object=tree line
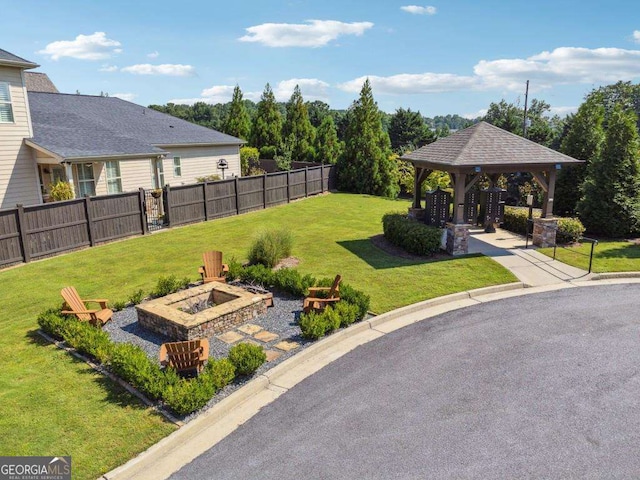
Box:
[150,80,640,237]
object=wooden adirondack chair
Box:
[159,339,209,374]
[198,251,229,283]
[60,286,112,326]
[303,275,342,314]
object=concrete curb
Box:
[590,271,640,280]
[103,278,640,480]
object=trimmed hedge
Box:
[37,311,234,416]
[228,343,267,376]
[382,213,442,257]
[502,207,585,244]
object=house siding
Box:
[162,145,241,185]
[118,158,154,192]
[0,67,40,208]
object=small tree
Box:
[240,146,260,176]
[578,103,640,236]
[337,79,398,198]
[222,85,251,140]
[251,83,282,151]
[314,115,342,164]
[282,85,315,162]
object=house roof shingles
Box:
[401,121,582,170]
[24,72,59,93]
[0,48,38,69]
[27,92,244,160]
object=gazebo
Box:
[401,121,583,255]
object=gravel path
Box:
[102,286,314,421]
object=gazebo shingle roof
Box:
[401,121,582,169]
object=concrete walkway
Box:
[468,227,591,286]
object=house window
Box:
[105,161,123,194]
[77,163,96,197]
[173,156,182,177]
[0,82,14,123]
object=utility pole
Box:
[523,80,530,138]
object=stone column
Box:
[532,218,558,248]
[446,222,470,256]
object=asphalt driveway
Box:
[170,284,640,479]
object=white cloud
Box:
[147,51,159,58]
[633,30,640,43]
[475,47,640,90]
[38,32,122,61]
[549,106,578,116]
[239,19,373,47]
[273,78,330,101]
[401,5,437,15]
[338,73,477,94]
[99,64,118,72]
[121,64,196,76]
[112,93,137,102]
[170,85,261,105]
[462,109,488,119]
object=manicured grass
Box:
[0,193,515,479]
[540,240,640,273]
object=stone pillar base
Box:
[408,207,426,221]
[446,223,471,256]
[532,218,558,248]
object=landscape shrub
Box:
[557,217,586,244]
[299,307,341,340]
[225,257,244,281]
[272,268,316,297]
[204,358,236,391]
[151,275,190,298]
[332,301,360,328]
[247,229,293,268]
[195,174,221,183]
[259,145,277,159]
[382,213,442,257]
[240,146,260,176]
[128,289,146,305]
[49,181,74,201]
[112,300,127,312]
[37,309,67,340]
[110,343,171,400]
[338,283,370,320]
[239,263,275,286]
[502,207,585,244]
[228,343,267,376]
[163,377,215,416]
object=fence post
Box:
[203,181,210,221]
[320,163,325,193]
[287,170,291,203]
[164,184,171,227]
[304,166,308,197]
[138,188,148,235]
[263,173,268,209]
[83,195,95,246]
[235,176,240,214]
[15,204,30,263]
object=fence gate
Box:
[144,189,166,232]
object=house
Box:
[0,48,243,209]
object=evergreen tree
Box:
[250,83,282,151]
[222,85,251,140]
[282,85,315,162]
[337,79,398,198]
[315,115,342,164]
[555,97,606,215]
[388,107,435,153]
[578,103,640,236]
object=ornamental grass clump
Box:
[248,229,293,268]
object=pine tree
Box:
[315,115,342,164]
[282,85,315,162]
[555,97,606,215]
[250,83,282,151]
[222,85,251,140]
[388,108,435,153]
[578,103,640,236]
[337,79,398,198]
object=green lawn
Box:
[540,240,640,273]
[0,193,515,479]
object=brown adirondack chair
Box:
[303,275,342,314]
[159,339,209,374]
[198,251,229,283]
[60,286,112,326]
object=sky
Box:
[4,0,640,118]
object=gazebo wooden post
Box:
[412,167,423,209]
[542,169,557,218]
[452,172,466,224]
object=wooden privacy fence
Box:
[0,164,336,268]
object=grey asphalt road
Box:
[170,284,640,480]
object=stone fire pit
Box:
[136,282,269,341]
